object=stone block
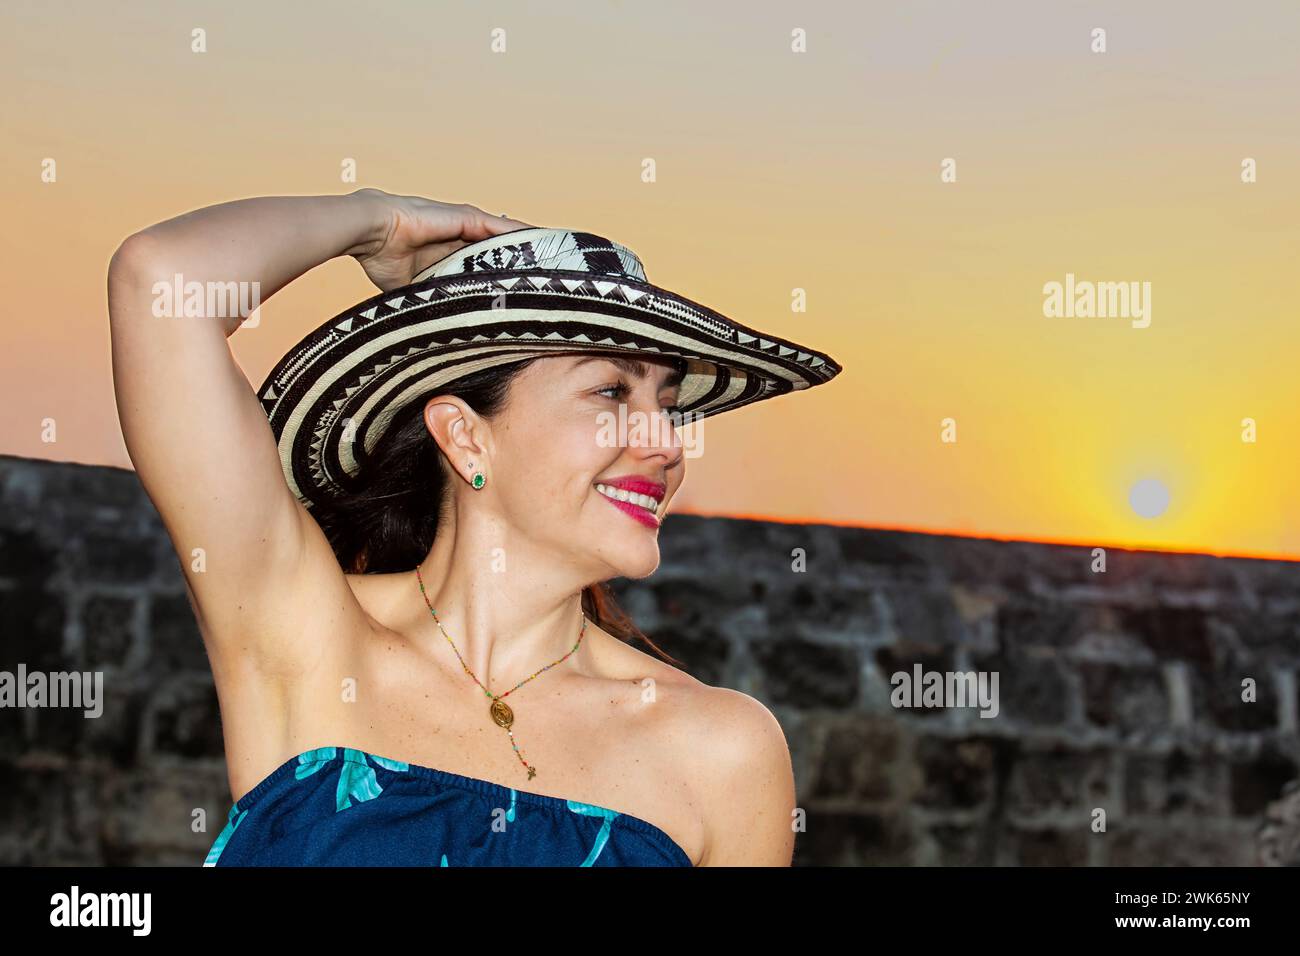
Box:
[753,638,859,709]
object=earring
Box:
[468,463,486,490]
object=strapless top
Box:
[203,746,693,867]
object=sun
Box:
[1129,478,1171,519]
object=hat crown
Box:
[411,227,648,285]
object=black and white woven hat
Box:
[257,226,842,510]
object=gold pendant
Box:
[490,697,514,729]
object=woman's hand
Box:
[346,187,536,292]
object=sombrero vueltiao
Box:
[257,226,842,510]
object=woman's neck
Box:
[410,510,594,691]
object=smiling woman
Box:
[106,188,840,867]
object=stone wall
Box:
[1,453,1297,865]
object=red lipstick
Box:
[594,475,666,529]
[595,476,666,503]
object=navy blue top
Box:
[204,746,693,867]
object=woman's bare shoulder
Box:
[667,682,797,866]
[584,625,795,863]
[583,623,777,736]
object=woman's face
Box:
[484,352,686,581]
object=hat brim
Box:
[257,267,841,509]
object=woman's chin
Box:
[603,542,661,580]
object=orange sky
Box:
[3,1,1299,560]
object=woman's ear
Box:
[423,397,488,480]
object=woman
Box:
[106,188,841,866]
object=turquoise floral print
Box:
[203,804,248,867]
[567,800,621,866]
[295,747,410,812]
[207,748,411,864]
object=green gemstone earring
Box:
[469,463,486,490]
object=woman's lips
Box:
[597,489,661,528]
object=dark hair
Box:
[309,356,683,668]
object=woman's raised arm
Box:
[106,190,529,679]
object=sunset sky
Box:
[3,1,1298,560]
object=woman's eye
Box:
[594,383,681,416]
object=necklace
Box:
[415,565,587,780]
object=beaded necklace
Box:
[415,565,587,780]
